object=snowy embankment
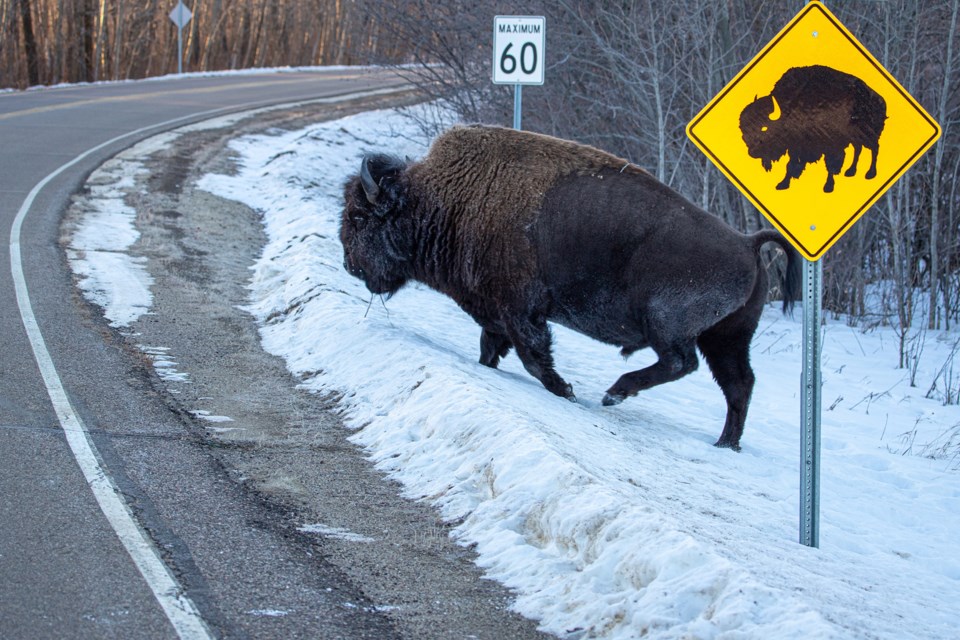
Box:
[196,106,959,639]
[72,102,958,639]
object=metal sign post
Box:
[513,85,522,130]
[168,2,193,75]
[800,259,822,547]
[492,16,545,131]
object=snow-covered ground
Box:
[72,103,958,639]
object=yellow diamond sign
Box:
[687,1,940,261]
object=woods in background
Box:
[2,0,958,366]
[0,0,403,85]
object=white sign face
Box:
[493,16,545,85]
[169,1,192,29]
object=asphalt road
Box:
[0,71,549,639]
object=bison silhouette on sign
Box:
[740,65,886,193]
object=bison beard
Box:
[340,125,801,452]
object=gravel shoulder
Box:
[62,92,551,639]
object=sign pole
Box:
[493,15,544,131]
[513,84,522,130]
[176,13,183,75]
[798,0,820,551]
[800,259,822,547]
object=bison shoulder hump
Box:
[413,125,635,225]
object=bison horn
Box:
[768,95,782,121]
[360,156,380,204]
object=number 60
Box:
[500,42,538,75]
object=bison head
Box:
[339,153,414,296]
[739,95,787,171]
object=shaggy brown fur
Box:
[411,124,647,221]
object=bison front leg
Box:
[775,153,805,190]
[479,328,512,369]
[505,316,575,401]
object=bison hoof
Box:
[547,381,576,402]
[602,392,625,407]
[714,439,742,453]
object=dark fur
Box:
[740,65,887,193]
[340,125,801,451]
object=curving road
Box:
[0,69,424,639]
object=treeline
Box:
[377,1,960,346]
[0,0,406,87]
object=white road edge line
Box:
[9,83,412,639]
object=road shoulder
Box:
[62,92,550,639]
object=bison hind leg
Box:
[602,342,698,406]
[697,326,756,453]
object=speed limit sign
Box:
[493,16,545,85]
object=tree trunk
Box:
[82,0,95,82]
[113,0,124,80]
[18,0,40,85]
[928,0,959,330]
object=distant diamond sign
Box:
[687,0,940,261]
[168,1,192,28]
[169,2,192,74]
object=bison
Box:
[340,125,800,451]
[739,65,886,193]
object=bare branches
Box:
[376,0,959,329]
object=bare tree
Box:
[17,0,40,85]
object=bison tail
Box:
[752,230,802,315]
